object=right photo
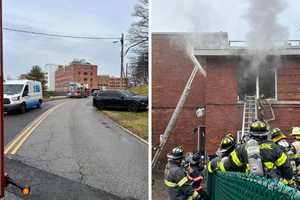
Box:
[151,0,300,200]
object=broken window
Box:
[238,60,276,101]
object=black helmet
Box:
[167,146,184,160]
[249,121,269,137]
[185,152,201,165]
[218,134,236,154]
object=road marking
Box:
[5,101,69,155]
[4,109,52,154]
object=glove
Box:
[192,191,199,200]
[281,178,296,187]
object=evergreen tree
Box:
[26,65,47,92]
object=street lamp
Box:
[112,34,124,79]
[113,34,148,80]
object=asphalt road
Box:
[5,157,123,200]
[11,98,148,200]
[4,99,66,145]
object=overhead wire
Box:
[3,27,120,40]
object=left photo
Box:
[0,0,148,199]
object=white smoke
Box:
[243,0,289,70]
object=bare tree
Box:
[127,0,148,85]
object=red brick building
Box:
[97,75,128,89]
[55,60,98,92]
[97,75,110,88]
[55,60,127,92]
[108,76,128,89]
[152,32,300,166]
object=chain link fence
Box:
[207,171,300,200]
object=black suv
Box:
[92,90,148,112]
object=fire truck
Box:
[66,82,89,98]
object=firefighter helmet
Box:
[249,121,269,137]
[184,152,201,165]
[218,134,236,154]
[271,128,287,143]
[291,127,300,140]
[291,127,300,136]
[225,133,235,141]
[167,146,184,160]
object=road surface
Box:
[4,99,64,145]
[6,98,148,200]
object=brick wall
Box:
[55,64,98,91]
[205,57,239,104]
[269,105,300,132]
[277,56,300,101]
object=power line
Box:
[3,27,120,40]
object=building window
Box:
[238,60,276,101]
[84,78,88,81]
[84,72,88,75]
[78,72,81,75]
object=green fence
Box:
[207,171,300,200]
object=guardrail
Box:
[207,171,300,200]
[229,40,300,48]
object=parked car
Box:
[91,89,100,97]
[4,80,43,113]
[92,90,148,112]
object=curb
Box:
[43,97,68,102]
[99,111,148,145]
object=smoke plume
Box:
[244,0,289,70]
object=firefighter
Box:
[184,153,209,200]
[184,152,204,189]
[291,127,300,155]
[219,121,294,186]
[290,127,300,188]
[164,146,199,200]
[271,128,295,154]
[207,133,237,174]
[271,128,298,179]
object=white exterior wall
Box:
[44,64,58,91]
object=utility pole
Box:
[125,63,128,79]
[120,33,124,79]
[0,0,5,196]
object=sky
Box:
[3,0,138,78]
[152,0,300,40]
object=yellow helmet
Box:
[291,127,300,135]
[271,128,287,143]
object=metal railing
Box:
[229,40,300,48]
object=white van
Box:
[4,80,43,113]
